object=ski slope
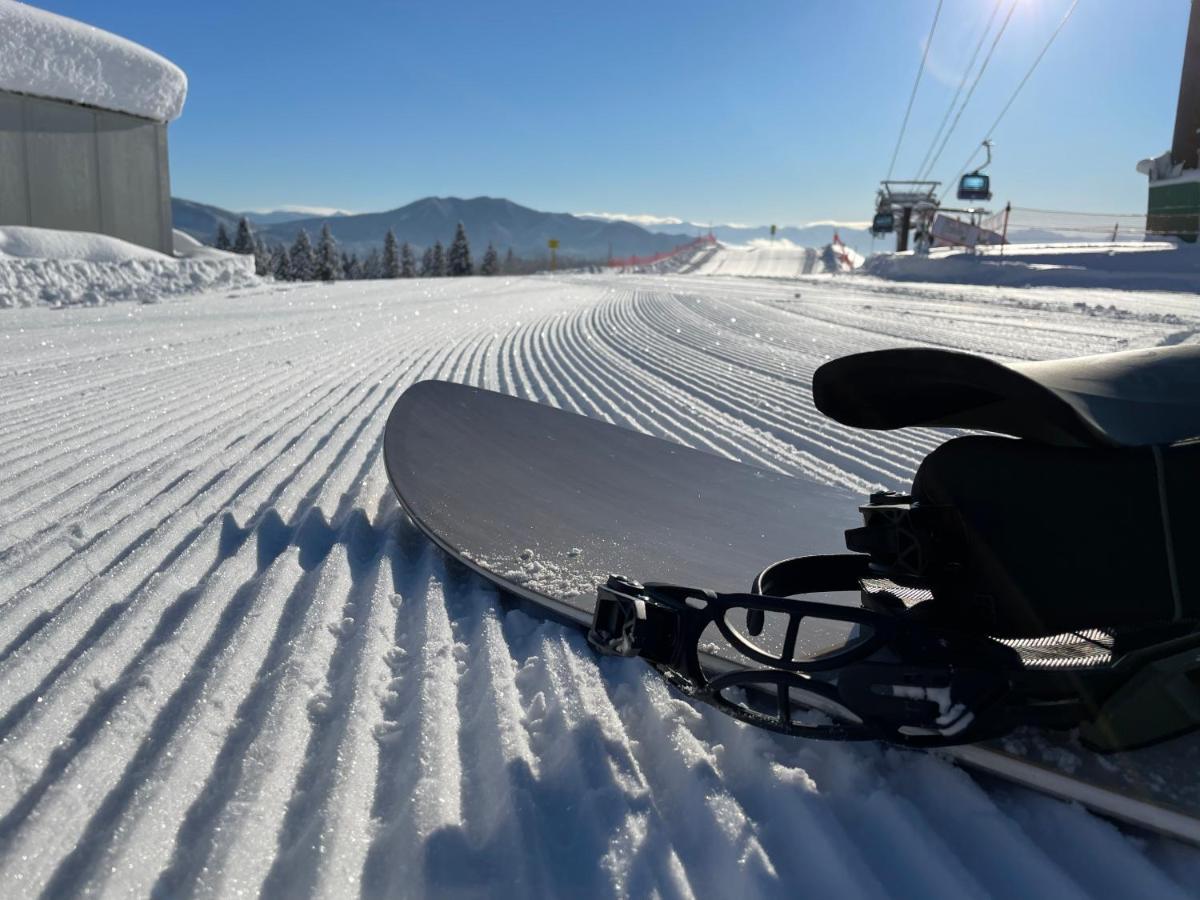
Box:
[2,273,1200,897]
[686,242,823,278]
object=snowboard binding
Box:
[589,346,1200,751]
[589,567,1024,747]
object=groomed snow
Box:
[0,226,257,307]
[686,240,860,278]
[0,0,187,122]
[1,272,1199,896]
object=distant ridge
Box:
[171,196,692,259]
[578,214,876,256]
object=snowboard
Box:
[383,380,1200,845]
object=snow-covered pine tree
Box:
[363,247,382,279]
[480,242,500,275]
[400,242,416,278]
[383,228,402,278]
[447,222,473,276]
[271,245,291,281]
[316,224,340,281]
[215,223,232,250]
[234,217,255,255]
[289,229,316,280]
[432,240,446,277]
[504,247,515,273]
[342,251,363,280]
[420,246,435,277]
[253,236,269,276]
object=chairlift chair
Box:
[958,171,991,202]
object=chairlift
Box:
[957,171,991,202]
[871,211,895,235]
[957,140,993,202]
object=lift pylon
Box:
[873,180,940,252]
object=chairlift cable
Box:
[920,0,1019,183]
[947,0,1082,189]
[914,0,1005,182]
[1013,206,1148,218]
[885,0,945,180]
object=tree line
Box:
[216,217,510,281]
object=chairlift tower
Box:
[872,180,940,252]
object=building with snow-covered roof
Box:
[0,1,187,253]
[1139,0,1200,242]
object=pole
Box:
[897,206,912,252]
[1001,201,1010,256]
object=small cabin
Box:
[0,5,187,253]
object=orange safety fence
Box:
[608,234,716,268]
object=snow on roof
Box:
[0,1,187,122]
[1137,150,1200,186]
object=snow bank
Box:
[0,1,187,122]
[863,242,1200,292]
[0,226,165,262]
[822,238,864,273]
[0,226,256,308]
[171,228,245,261]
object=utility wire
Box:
[947,0,1082,188]
[919,0,1018,183]
[886,0,944,180]
[914,0,1005,182]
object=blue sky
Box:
[34,0,1193,226]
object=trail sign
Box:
[547,239,559,249]
[770,224,777,237]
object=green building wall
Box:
[1147,180,1200,241]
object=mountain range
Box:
[170,196,694,260]
[170,197,1082,261]
[575,214,876,255]
[574,215,1087,253]
[171,199,352,236]
[243,208,352,226]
